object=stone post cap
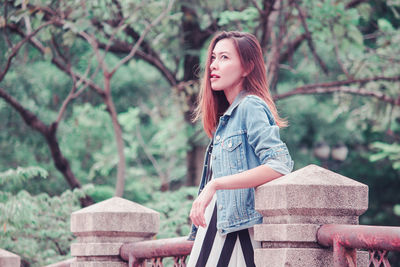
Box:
[71,197,159,238]
[0,249,21,267]
[255,165,368,220]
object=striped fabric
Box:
[187,195,260,267]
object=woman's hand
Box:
[190,180,217,228]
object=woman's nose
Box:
[210,59,217,70]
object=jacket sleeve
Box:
[240,96,293,175]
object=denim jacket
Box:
[188,92,293,240]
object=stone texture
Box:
[71,197,159,237]
[254,224,320,242]
[254,164,369,267]
[255,164,368,224]
[0,249,21,267]
[70,197,160,267]
[45,258,75,267]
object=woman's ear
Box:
[243,62,254,77]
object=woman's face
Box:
[210,38,246,103]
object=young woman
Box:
[187,31,293,267]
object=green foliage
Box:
[394,204,400,216]
[0,167,84,266]
[145,187,197,238]
[86,185,115,203]
[2,0,400,265]
[218,7,259,29]
[369,142,400,170]
[0,166,48,186]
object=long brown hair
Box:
[194,31,287,138]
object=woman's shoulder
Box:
[239,94,269,111]
[238,94,275,124]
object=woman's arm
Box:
[189,165,283,228]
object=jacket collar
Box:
[223,90,247,117]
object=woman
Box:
[187,31,293,267]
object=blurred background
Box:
[1,0,399,265]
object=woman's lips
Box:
[210,74,220,81]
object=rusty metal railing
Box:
[120,236,194,267]
[317,224,400,267]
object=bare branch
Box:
[250,0,263,13]
[330,24,352,79]
[274,75,400,105]
[293,1,329,74]
[0,20,54,82]
[0,87,48,135]
[55,68,77,124]
[274,86,400,106]
[7,22,105,95]
[279,33,306,63]
[267,0,285,91]
[346,0,369,9]
[3,2,12,47]
[299,76,400,90]
[79,31,107,73]
[109,0,175,76]
[51,36,69,64]
[55,60,93,124]
[135,126,168,187]
[260,0,278,52]
[71,60,93,98]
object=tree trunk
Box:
[0,88,93,207]
[46,124,94,207]
[181,5,211,186]
[103,75,126,197]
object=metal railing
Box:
[317,224,400,267]
[119,224,400,267]
[120,237,194,267]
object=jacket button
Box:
[218,205,223,210]
[228,142,232,148]
[216,135,221,141]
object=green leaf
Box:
[394,204,400,216]
[378,18,394,32]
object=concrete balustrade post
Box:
[0,249,20,267]
[70,197,159,267]
[254,164,369,266]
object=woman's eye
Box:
[221,55,228,59]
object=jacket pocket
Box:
[222,135,244,171]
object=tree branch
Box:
[259,0,277,51]
[267,0,285,91]
[135,126,168,189]
[274,86,400,106]
[293,1,329,74]
[279,33,307,63]
[110,0,175,76]
[0,20,54,82]
[0,87,48,135]
[298,76,400,90]
[7,23,106,96]
[330,24,352,79]
[346,0,369,9]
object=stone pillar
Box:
[254,164,369,267]
[70,197,159,267]
[0,249,20,267]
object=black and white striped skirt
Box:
[187,195,260,267]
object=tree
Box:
[2,0,175,197]
[20,0,398,186]
[2,0,400,192]
[0,10,93,206]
